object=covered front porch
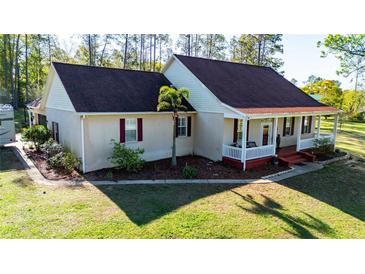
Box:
[222,113,339,170]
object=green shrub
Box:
[313,138,333,154]
[22,125,51,151]
[48,151,80,173]
[109,141,144,173]
[349,112,365,122]
[40,139,64,157]
[182,165,198,179]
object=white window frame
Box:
[284,118,292,136]
[125,118,138,143]
[303,116,310,134]
[178,116,187,137]
[237,120,243,143]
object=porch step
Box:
[278,153,308,167]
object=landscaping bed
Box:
[26,150,82,180]
[84,155,289,181]
[312,150,347,162]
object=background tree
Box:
[319,35,365,90]
[229,34,284,72]
[302,79,343,109]
[157,86,190,167]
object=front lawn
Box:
[321,118,365,158]
[1,148,364,239]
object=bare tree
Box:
[88,34,92,65]
[3,35,8,92]
[123,34,128,69]
[25,34,29,104]
[153,34,156,71]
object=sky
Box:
[280,34,352,89]
[58,34,353,90]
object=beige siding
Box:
[244,116,316,148]
[223,118,234,145]
[83,114,195,172]
[46,72,76,112]
[277,116,316,147]
[194,112,224,161]
[45,108,82,158]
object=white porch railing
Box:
[222,144,242,160]
[222,144,276,161]
[246,145,275,160]
[299,134,335,150]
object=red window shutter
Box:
[301,117,305,134]
[233,119,238,143]
[187,116,192,137]
[291,117,295,135]
[137,118,143,141]
[308,116,312,133]
[283,117,287,136]
[120,119,125,143]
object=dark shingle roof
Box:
[174,54,325,109]
[52,62,195,113]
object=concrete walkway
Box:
[7,137,326,187]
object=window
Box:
[237,120,243,143]
[125,118,137,142]
[283,117,294,136]
[302,116,311,134]
[178,117,187,137]
[52,122,59,143]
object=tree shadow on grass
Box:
[95,183,240,226]
[277,160,365,222]
[232,191,336,239]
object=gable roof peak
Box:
[173,54,273,70]
[51,61,162,75]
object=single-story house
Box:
[28,54,340,173]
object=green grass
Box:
[320,118,365,158]
[1,148,364,239]
[14,107,27,133]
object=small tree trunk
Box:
[88,34,92,66]
[25,34,29,103]
[171,114,177,167]
[123,34,128,69]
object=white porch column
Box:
[81,115,86,173]
[241,117,248,171]
[296,116,303,152]
[316,115,321,139]
[333,113,339,150]
[272,117,278,155]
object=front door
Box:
[261,123,272,146]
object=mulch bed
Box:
[313,150,347,162]
[84,155,289,181]
[26,150,82,180]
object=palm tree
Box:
[157,85,190,167]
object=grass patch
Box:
[14,107,27,133]
[320,118,365,158]
[0,149,364,239]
